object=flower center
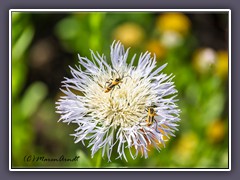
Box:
[87,70,155,129]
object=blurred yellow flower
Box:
[156,13,191,35]
[215,50,228,79]
[206,120,226,144]
[192,48,217,74]
[173,132,199,162]
[145,40,166,59]
[112,22,145,47]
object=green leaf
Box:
[12,62,27,99]
[20,82,48,119]
[12,25,34,62]
[76,150,92,168]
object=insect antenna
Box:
[123,74,132,80]
[112,67,121,78]
[97,82,104,88]
[110,86,115,97]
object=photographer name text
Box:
[24,155,80,162]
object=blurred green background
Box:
[11,11,229,168]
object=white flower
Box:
[160,30,183,48]
[56,41,180,161]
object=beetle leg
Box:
[110,86,115,97]
[105,80,112,88]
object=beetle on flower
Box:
[56,41,180,161]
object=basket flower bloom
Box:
[56,41,180,161]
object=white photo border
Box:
[9,9,231,171]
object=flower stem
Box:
[95,151,102,168]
